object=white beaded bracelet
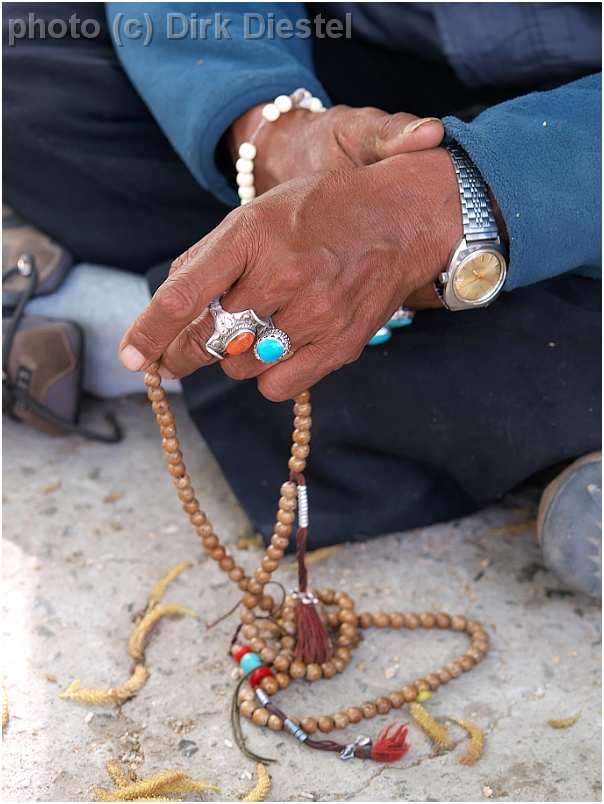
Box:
[236,88,325,204]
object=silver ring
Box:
[254,323,292,363]
[204,297,268,360]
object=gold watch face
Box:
[453,251,505,303]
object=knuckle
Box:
[154,279,197,320]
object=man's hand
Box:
[228,103,444,194]
[119,148,461,400]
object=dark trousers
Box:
[4,3,601,546]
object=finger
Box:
[159,307,218,379]
[336,108,444,164]
[118,210,250,372]
[256,339,356,402]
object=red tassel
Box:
[370,723,410,763]
[294,598,331,665]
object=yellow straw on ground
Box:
[447,716,485,765]
[409,702,452,749]
[241,764,271,802]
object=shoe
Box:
[537,452,602,598]
[2,205,73,307]
[2,256,122,442]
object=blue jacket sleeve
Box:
[444,74,601,289]
[106,3,329,206]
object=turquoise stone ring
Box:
[254,326,292,363]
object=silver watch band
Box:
[447,144,498,243]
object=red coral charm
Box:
[371,722,410,763]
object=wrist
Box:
[378,148,462,297]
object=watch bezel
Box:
[441,238,507,310]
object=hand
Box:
[118,148,461,400]
[228,103,445,194]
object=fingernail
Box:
[119,344,145,371]
[403,116,441,135]
[158,366,176,380]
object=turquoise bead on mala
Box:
[240,651,263,674]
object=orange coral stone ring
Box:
[225,330,256,356]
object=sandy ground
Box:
[2,396,601,802]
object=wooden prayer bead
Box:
[250,638,265,653]
[437,668,452,684]
[267,714,283,731]
[275,672,290,689]
[296,391,311,404]
[375,697,391,714]
[242,624,258,640]
[389,691,405,709]
[273,653,291,672]
[278,496,297,511]
[339,623,357,638]
[238,686,254,702]
[333,712,349,730]
[240,700,257,718]
[332,657,346,673]
[168,463,186,478]
[293,402,311,417]
[219,556,235,572]
[274,522,292,538]
[446,661,463,678]
[260,676,279,695]
[281,481,297,498]
[252,708,270,726]
[306,664,322,681]
[161,424,176,439]
[289,660,306,679]
[288,457,306,473]
[247,580,263,595]
[373,613,390,628]
[415,679,430,693]
[466,647,484,663]
[339,609,358,625]
[425,673,441,690]
[243,593,259,609]
[347,707,363,724]
[435,612,451,629]
[402,685,418,702]
[300,717,317,734]
[144,371,161,387]
[361,702,377,719]
[202,534,218,550]
[260,647,277,664]
[335,647,351,662]
[259,595,275,612]
[261,557,279,573]
[210,546,226,562]
[321,661,336,679]
[459,655,475,672]
[281,636,295,649]
[293,429,311,444]
[292,444,310,459]
[294,415,312,430]
[451,615,468,631]
[255,569,271,585]
[166,450,183,465]
[358,612,373,629]
[266,546,284,561]
[419,612,436,628]
[317,716,334,733]
[389,613,405,629]
[240,609,255,625]
[403,613,420,629]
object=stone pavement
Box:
[2,396,601,802]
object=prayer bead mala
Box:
[144,364,490,763]
[142,86,489,764]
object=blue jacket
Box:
[106,3,601,290]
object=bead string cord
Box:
[142,87,490,765]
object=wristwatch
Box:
[435,144,507,311]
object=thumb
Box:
[343,110,445,163]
